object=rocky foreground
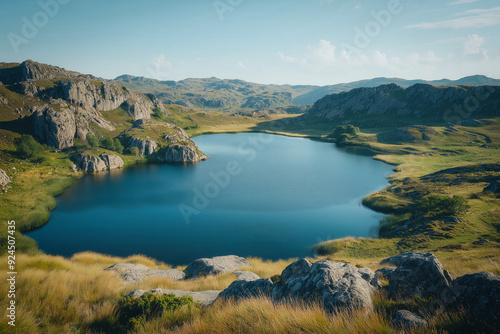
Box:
[105,252,500,330]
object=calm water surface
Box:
[27,133,393,265]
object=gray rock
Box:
[69,164,78,173]
[104,263,151,272]
[381,252,451,299]
[218,278,274,301]
[234,271,261,281]
[451,272,500,320]
[101,154,124,170]
[392,310,427,328]
[118,269,186,283]
[80,154,107,173]
[165,145,208,163]
[0,169,11,187]
[358,267,381,288]
[375,267,396,280]
[125,288,221,306]
[184,255,252,279]
[132,119,148,128]
[33,105,76,149]
[128,137,158,156]
[272,260,377,312]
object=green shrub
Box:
[117,293,197,331]
[113,139,124,154]
[129,146,140,157]
[100,137,115,151]
[153,107,166,121]
[331,124,360,144]
[86,133,99,148]
[14,134,44,159]
[418,195,470,217]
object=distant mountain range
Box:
[114,74,500,109]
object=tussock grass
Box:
[172,297,392,334]
[71,251,171,269]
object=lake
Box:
[26,133,393,266]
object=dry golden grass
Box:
[71,251,171,269]
[171,297,392,334]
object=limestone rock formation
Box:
[101,154,124,170]
[80,153,124,173]
[128,137,158,156]
[184,255,252,279]
[164,145,208,163]
[33,105,76,149]
[380,252,452,299]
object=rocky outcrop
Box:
[80,154,107,173]
[32,103,115,148]
[164,145,208,163]
[392,310,427,328]
[380,252,452,299]
[451,272,500,320]
[101,154,124,170]
[218,258,377,313]
[306,83,500,121]
[125,288,221,306]
[32,105,76,149]
[128,137,158,156]
[80,153,124,173]
[0,169,11,188]
[184,255,252,279]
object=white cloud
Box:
[278,52,299,63]
[146,54,173,80]
[238,62,246,69]
[308,40,336,64]
[354,5,362,10]
[448,0,479,5]
[373,51,388,66]
[462,34,488,57]
[406,6,500,29]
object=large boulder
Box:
[125,288,221,306]
[101,154,124,170]
[184,255,252,279]
[233,271,261,282]
[33,105,76,149]
[218,278,274,301]
[451,272,500,320]
[80,154,107,173]
[380,252,452,299]
[128,137,158,156]
[165,145,208,163]
[218,258,378,313]
[118,269,186,283]
[273,260,377,312]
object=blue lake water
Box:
[26,133,393,266]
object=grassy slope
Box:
[1,99,499,332]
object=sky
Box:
[1,0,500,85]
